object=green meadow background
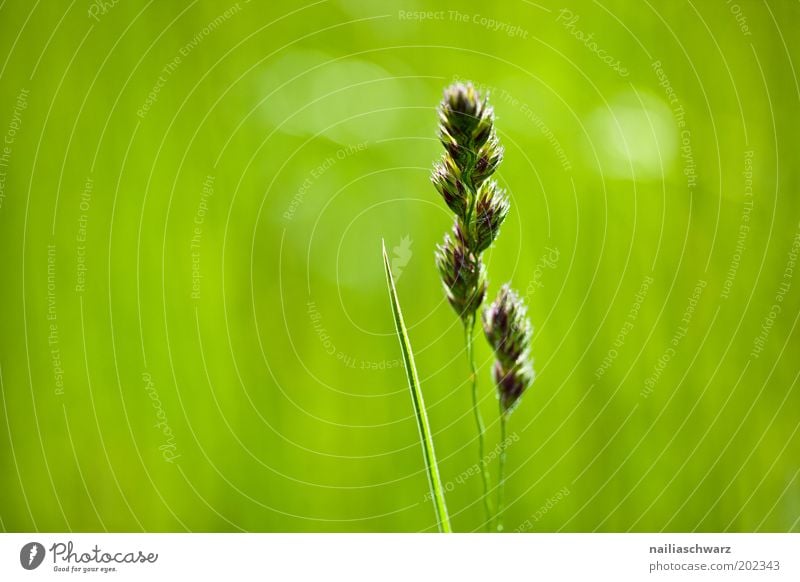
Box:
[0,0,798,533]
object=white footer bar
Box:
[1,533,797,581]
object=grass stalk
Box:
[382,241,452,533]
[464,314,493,531]
[496,412,508,532]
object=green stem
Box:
[465,313,493,531]
[382,242,452,532]
[497,412,508,532]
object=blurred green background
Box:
[0,0,798,533]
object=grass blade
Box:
[382,240,452,533]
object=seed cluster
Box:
[433,83,508,323]
[431,82,533,414]
[482,285,534,414]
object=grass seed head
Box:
[482,285,534,414]
[435,222,488,321]
[437,82,500,190]
[474,180,510,253]
[431,156,468,219]
[492,360,534,415]
[472,135,504,187]
[432,81,509,321]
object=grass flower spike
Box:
[432,82,510,530]
[483,285,535,415]
[474,180,510,254]
[431,156,467,218]
[435,223,487,318]
[437,84,502,190]
[433,83,507,273]
[482,284,534,531]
